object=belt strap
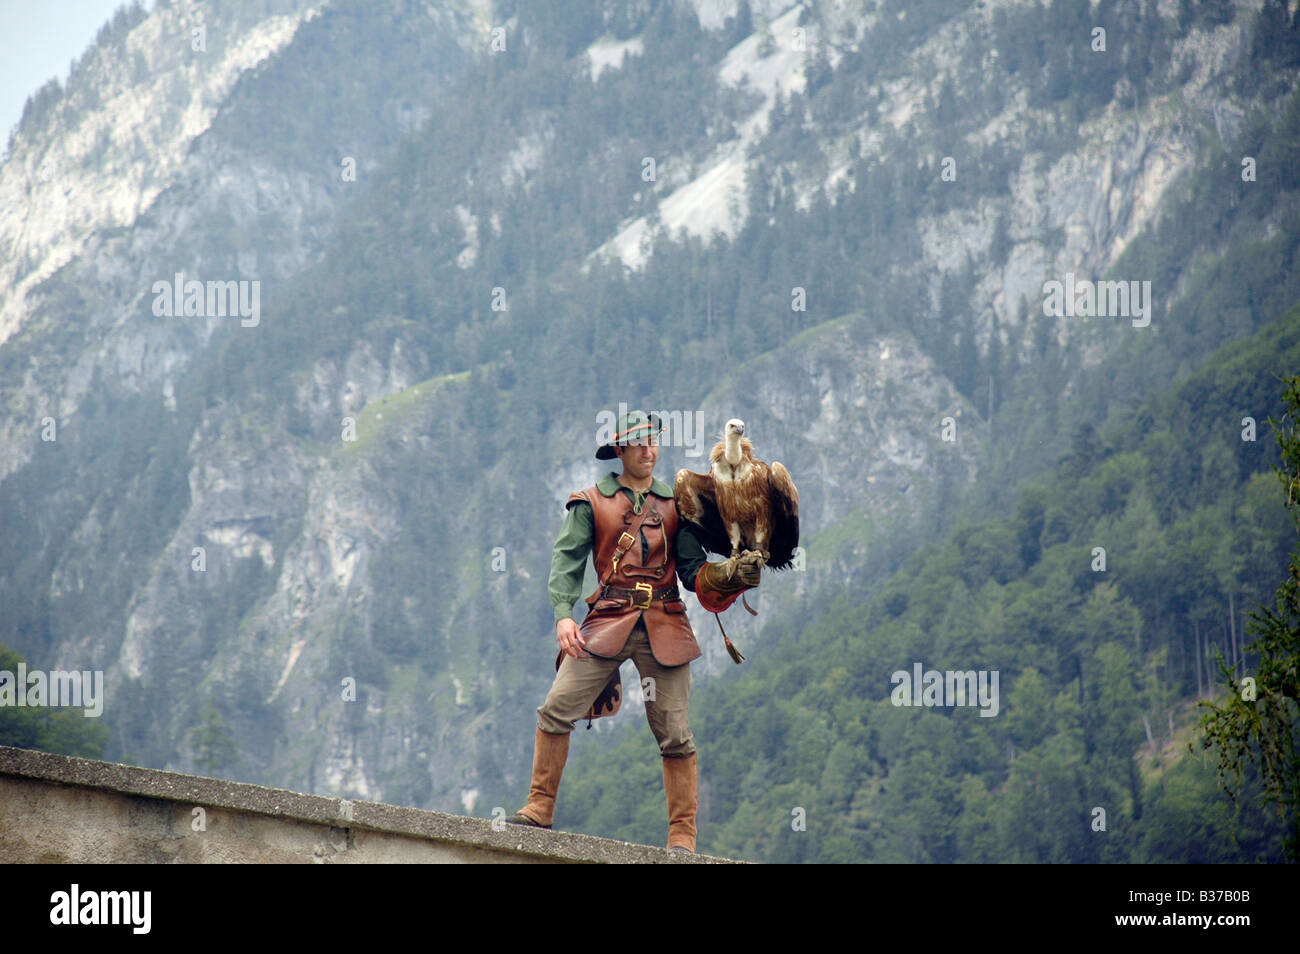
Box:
[600,584,680,606]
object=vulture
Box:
[674,418,800,570]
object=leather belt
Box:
[599,583,680,610]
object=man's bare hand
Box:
[557,618,586,658]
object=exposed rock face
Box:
[0,0,1290,817]
[0,0,473,481]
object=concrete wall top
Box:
[0,745,741,864]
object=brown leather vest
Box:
[569,482,701,667]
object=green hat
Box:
[596,409,663,460]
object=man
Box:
[505,409,762,853]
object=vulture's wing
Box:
[765,461,800,570]
[674,468,733,558]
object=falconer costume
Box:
[506,410,761,853]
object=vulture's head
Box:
[720,418,749,466]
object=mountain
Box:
[560,303,1300,861]
[2,0,1298,859]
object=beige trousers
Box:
[537,615,695,757]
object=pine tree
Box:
[190,704,238,777]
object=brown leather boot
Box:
[663,752,698,852]
[506,728,570,828]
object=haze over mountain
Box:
[2,0,1298,861]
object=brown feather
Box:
[675,431,800,569]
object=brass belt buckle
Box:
[632,581,653,610]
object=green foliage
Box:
[558,309,1300,861]
[5,1,148,158]
[0,384,192,664]
[1197,374,1300,860]
[9,78,63,154]
[2,0,1298,847]
[1241,1,1300,98]
[0,644,108,758]
[189,703,239,777]
[1139,745,1288,862]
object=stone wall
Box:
[0,746,734,864]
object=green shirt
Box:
[549,471,709,623]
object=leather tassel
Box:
[725,636,746,664]
[714,612,745,664]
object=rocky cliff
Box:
[1,0,1293,819]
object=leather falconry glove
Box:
[735,549,763,587]
[695,550,764,607]
[695,551,765,663]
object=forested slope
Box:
[559,304,1300,863]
